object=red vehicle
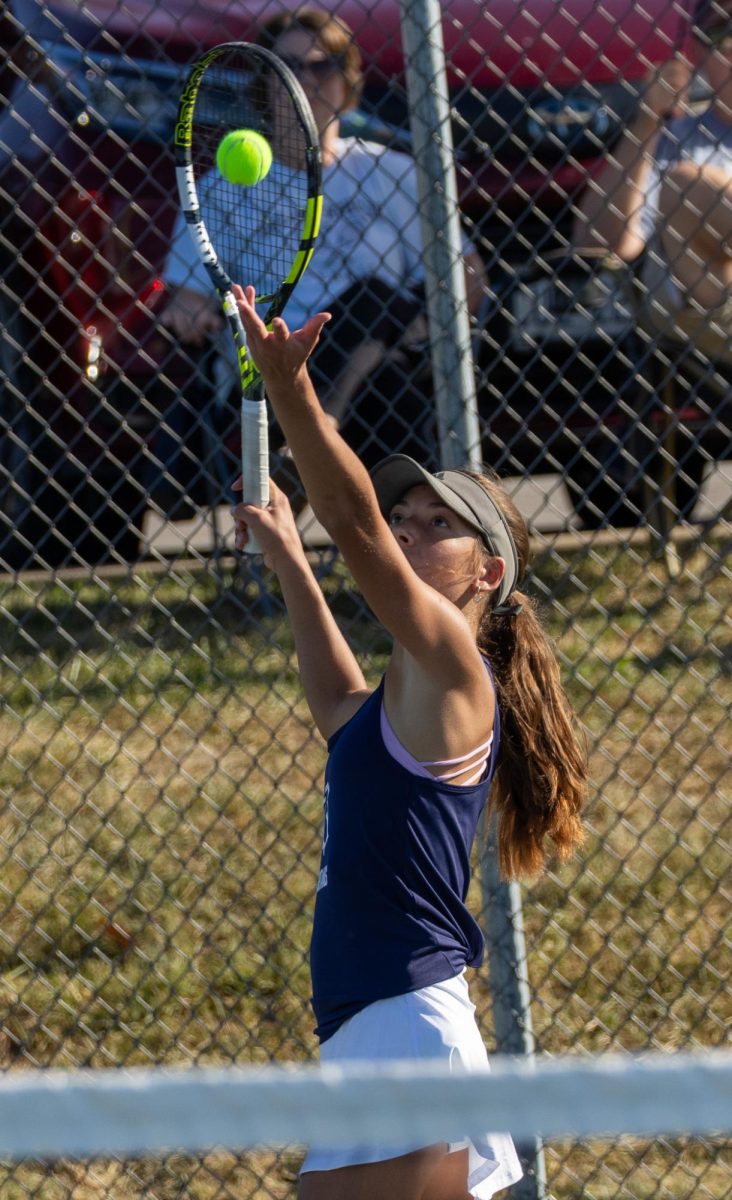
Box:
[0,0,693,566]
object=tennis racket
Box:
[174,42,322,552]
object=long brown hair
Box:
[468,469,587,880]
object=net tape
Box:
[0,1051,730,1160]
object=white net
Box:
[0,1051,730,1162]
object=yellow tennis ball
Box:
[216,130,273,186]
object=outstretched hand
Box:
[232,284,331,384]
[231,475,303,570]
[641,57,690,123]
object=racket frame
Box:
[173,42,322,550]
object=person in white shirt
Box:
[162,5,486,468]
[572,0,732,359]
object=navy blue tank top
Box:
[310,668,500,1042]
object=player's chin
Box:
[401,553,435,583]
[404,554,459,595]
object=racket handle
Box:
[240,397,270,556]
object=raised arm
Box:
[232,286,483,691]
[232,476,368,740]
[572,59,690,260]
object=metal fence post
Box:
[481,819,548,1199]
[397,0,481,469]
[398,4,546,1196]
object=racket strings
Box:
[190,50,312,304]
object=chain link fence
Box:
[0,0,730,1197]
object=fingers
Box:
[232,283,259,320]
[232,283,253,303]
[233,285,274,348]
[232,283,330,345]
[231,497,257,553]
[230,477,296,561]
[230,477,284,526]
[234,521,249,552]
[290,311,332,361]
[231,475,284,508]
[302,311,332,339]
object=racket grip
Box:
[240,398,270,556]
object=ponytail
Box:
[466,469,587,879]
[479,593,586,879]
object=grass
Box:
[0,535,730,1199]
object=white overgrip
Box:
[240,398,269,555]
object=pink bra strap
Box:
[379,702,492,783]
[419,734,494,768]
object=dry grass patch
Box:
[0,543,729,1198]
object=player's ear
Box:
[477,556,506,596]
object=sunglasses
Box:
[278,54,345,80]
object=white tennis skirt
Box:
[300,972,523,1198]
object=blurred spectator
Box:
[162,5,486,471]
[572,0,732,360]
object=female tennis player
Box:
[231,284,587,1200]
